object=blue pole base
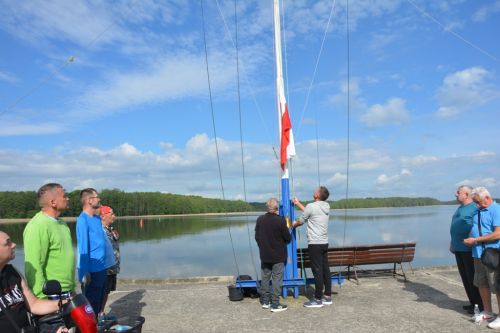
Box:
[234,275,344,299]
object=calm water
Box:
[5,205,458,279]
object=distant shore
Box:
[0,205,456,225]
[0,211,263,225]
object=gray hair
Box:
[458,185,473,196]
[266,197,279,213]
[471,187,491,201]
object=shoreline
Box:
[0,211,264,224]
[116,264,459,285]
[0,204,455,225]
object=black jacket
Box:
[255,213,292,263]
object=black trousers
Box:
[309,243,331,300]
[455,251,483,309]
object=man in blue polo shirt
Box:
[463,187,500,327]
[76,188,115,316]
[449,185,482,313]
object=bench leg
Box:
[393,263,396,277]
[400,263,407,281]
[408,262,414,275]
[353,266,360,285]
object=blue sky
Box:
[0,0,499,202]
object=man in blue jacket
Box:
[76,188,115,315]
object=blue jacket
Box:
[76,211,116,281]
[450,202,476,252]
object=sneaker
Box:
[261,302,270,309]
[270,304,288,312]
[488,317,500,329]
[304,299,323,308]
[322,296,332,305]
[472,311,495,323]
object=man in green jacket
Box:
[23,183,75,298]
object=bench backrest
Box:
[297,242,416,267]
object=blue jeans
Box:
[260,262,284,306]
[83,270,107,315]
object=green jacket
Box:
[23,212,75,298]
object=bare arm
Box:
[292,197,305,212]
[464,226,500,246]
[21,278,60,315]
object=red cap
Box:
[100,205,112,216]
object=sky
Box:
[0,0,499,202]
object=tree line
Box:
[0,189,253,219]
[0,189,464,219]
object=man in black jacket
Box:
[255,198,291,312]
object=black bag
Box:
[481,248,500,270]
[237,275,259,298]
[478,211,500,270]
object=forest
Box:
[0,189,459,219]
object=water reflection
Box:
[5,205,458,279]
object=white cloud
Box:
[0,134,498,201]
[369,31,398,56]
[458,178,498,189]
[78,51,235,117]
[474,151,496,158]
[0,121,65,136]
[330,79,367,112]
[472,1,500,22]
[326,172,347,186]
[360,97,410,127]
[435,67,499,119]
[0,135,393,200]
[0,0,186,52]
[375,168,412,186]
[401,155,439,167]
[0,71,18,83]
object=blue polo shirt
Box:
[450,202,476,252]
[470,202,500,259]
[76,211,116,281]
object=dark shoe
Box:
[322,296,332,305]
[303,299,323,308]
[462,304,473,310]
[270,303,288,312]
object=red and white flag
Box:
[279,94,296,170]
[274,0,296,171]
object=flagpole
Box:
[274,0,300,298]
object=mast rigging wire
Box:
[234,0,261,285]
[0,0,140,119]
[200,0,241,279]
[214,0,278,155]
[406,0,498,63]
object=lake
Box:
[5,205,459,279]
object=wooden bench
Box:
[296,242,416,283]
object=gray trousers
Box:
[260,262,284,306]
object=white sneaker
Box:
[472,311,495,323]
[488,317,500,329]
